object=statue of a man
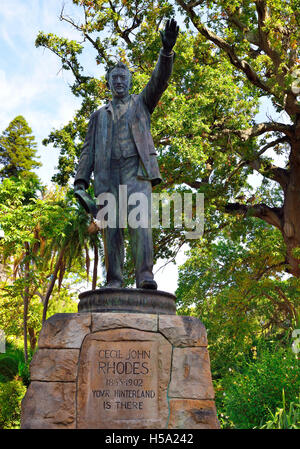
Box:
[74,19,179,290]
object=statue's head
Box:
[106,62,132,98]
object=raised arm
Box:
[142,18,179,114]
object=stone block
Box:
[168,399,220,429]
[169,347,215,399]
[30,349,79,382]
[92,312,158,332]
[159,315,207,347]
[21,381,76,429]
[38,313,91,349]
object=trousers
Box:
[102,155,154,287]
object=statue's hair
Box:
[105,61,132,88]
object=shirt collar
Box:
[112,94,130,106]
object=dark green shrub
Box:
[0,344,31,385]
[223,345,299,429]
[17,361,30,387]
[0,356,18,383]
[0,378,27,429]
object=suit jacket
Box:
[74,49,174,196]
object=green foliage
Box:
[222,345,299,429]
[0,343,32,386]
[177,217,299,379]
[0,116,41,180]
[46,288,78,316]
[0,356,18,384]
[0,378,27,429]
[17,361,31,388]
[260,390,300,429]
[0,344,31,429]
[0,176,100,358]
[182,0,300,102]
[173,0,300,276]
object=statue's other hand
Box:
[74,181,86,192]
[160,18,179,53]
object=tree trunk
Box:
[282,137,300,277]
[23,242,30,363]
[28,327,37,351]
[92,241,98,290]
[42,246,66,324]
[225,132,300,277]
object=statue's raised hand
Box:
[160,18,179,53]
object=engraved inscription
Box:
[76,329,172,429]
[91,342,157,416]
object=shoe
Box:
[138,279,157,290]
[106,280,122,288]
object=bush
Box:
[0,344,31,386]
[260,390,300,429]
[222,345,299,428]
[0,355,18,383]
[0,378,27,429]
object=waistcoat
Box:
[111,96,138,160]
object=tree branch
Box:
[248,158,289,190]
[176,0,273,95]
[256,136,289,155]
[274,286,298,320]
[59,6,110,64]
[185,180,209,189]
[253,261,286,281]
[221,122,294,140]
[42,246,66,324]
[107,0,141,46]
[187,0,204,8]
[255,0,281,70]
[225,202,283,230]
[223,137,288,185]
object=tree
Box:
[173,0,300,276]
[34,0,300,279]
[176,217,299,379]
[0,116,41,180]
[40,192,104,324]
[0,177,101,360]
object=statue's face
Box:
[109,67,130,98]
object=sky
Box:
[0,0,84,182]
[0,0,288,294]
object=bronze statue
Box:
[74,18,179,289]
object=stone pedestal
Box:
[21,304,219,429]
[78,288,177,315]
